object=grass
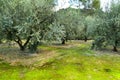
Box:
[0,40,120,80]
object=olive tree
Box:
[78,15,95,42]
[56,8,82,44]
[0,0,63,52]
[91,3,120,52]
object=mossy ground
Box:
[0,40,120,80]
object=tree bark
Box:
[62,40,65,44]
[61,38,65,44]
[19,45,25,51]
[113,46,117,52]
[113,40,118,52]
[23,36,31,48]
[0,40,2,44]
[14,36,31,51]
[84,36,87,42]
[15,40,26,51]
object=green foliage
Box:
[0,0,64,51]
[79,0,100,9]
[44,21,65,42]
[92,0,100,9]
[56,8,82,42]
[55,7,96,42]
[91,3,120,51]
[91,36,106,50]
[78,15,95,41]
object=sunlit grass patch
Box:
[0,40,120,80]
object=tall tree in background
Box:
[78,0,100,9]
[92,0,100,9]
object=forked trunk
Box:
[14,36,31,51]
[20,45,25,51]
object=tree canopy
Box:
[0,0,120,52]
[91,3,120,51]
[0,0,64,52]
